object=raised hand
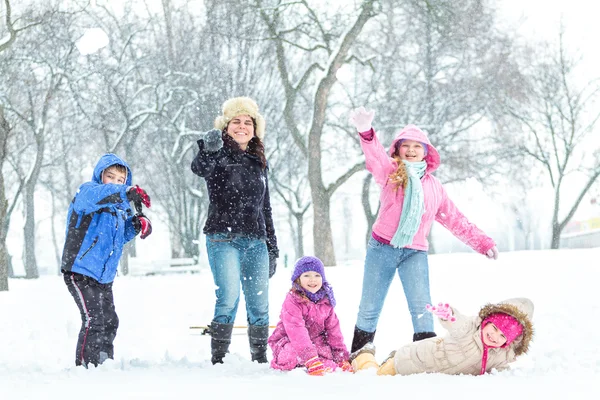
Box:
[486,246,499,260]
[305,356,332,376]
[133,214,152,239]
[203,128,224,153]
[127,185,151,208]
[426,303,456,322]
[348,106,375,133]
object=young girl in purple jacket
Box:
[268,256,352,376]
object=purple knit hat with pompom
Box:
[291,256,336,307]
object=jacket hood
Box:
[92,153,133,186]
[389,125,441,173]
[478,297,534,356]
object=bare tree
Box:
[269,145,311,260]
[503,29,600,248]
[2,53,70,278]
[0,0,17,291]
[256,0,377,265]
[0,0,41,52]
[0,0,50,284]
[345,0,520,251]
[0,105,12,290]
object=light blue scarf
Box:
[390,160,427,248]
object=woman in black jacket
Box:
[191,97,278,365]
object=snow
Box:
[75,28,109,56]
[1,248,599,399]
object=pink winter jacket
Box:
[360,125,495,254]
[268,291,349,368]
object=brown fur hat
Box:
[478,298,534,356]
[214,97,266,140]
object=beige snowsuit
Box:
[353,298,534,376]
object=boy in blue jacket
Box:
[61,153,152,367]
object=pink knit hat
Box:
[480,312,524,375]
[484,313,523,347]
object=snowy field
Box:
[1,248,599,399]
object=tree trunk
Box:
[0,241,8,291]
[0,105,10,290]
[308,84,335,265]
[121,242,131,275]
[361,174,376,247]
[295,213,304,260]
[551,223,561,249]
[0,191,8,290]
[171,230,183,259]
[310,186,335,266]
[50,191,62,274]
[22,183,39,279]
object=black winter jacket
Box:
[191,138,278,257]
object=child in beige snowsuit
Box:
[351,297,534,376]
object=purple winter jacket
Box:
[268,290,349,370]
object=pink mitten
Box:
[486,246,499,260]
[348,107,375,133]
[426,303,456,322]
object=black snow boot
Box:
[210,322,234,365]
[350,325,376,353]
[248,325,269,363]
[413,331,437,342]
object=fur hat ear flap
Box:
[214,97,266,140]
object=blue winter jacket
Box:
[60,154,138,283]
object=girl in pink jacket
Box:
[348,107,499,352]
[268,256,352,376]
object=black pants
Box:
[64,272,119,367]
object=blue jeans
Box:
[355,237,433,334]
[206,233,269,326]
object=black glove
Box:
[203,129,223,153]
[268,253,277,278]
[127,185,151,208]
[133,214,152,239]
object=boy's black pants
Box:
[64,272,119,367]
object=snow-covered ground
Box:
[1,248,599,399]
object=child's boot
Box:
[210,322,234,364]
[413,331,436,342]
[248,325,269,363]
[376,351,397,376]
[349,342,378,372]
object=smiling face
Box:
[298,271,323,294]
[226,114,255,150]
[396,139,426,162]
[482,322,508,348]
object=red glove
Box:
[127,185,151,208]
[338,360,353,372]
[426,303,456,322]
[305,356,332,376]
[133,215,152,239]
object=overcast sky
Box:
[500,0,596,76]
